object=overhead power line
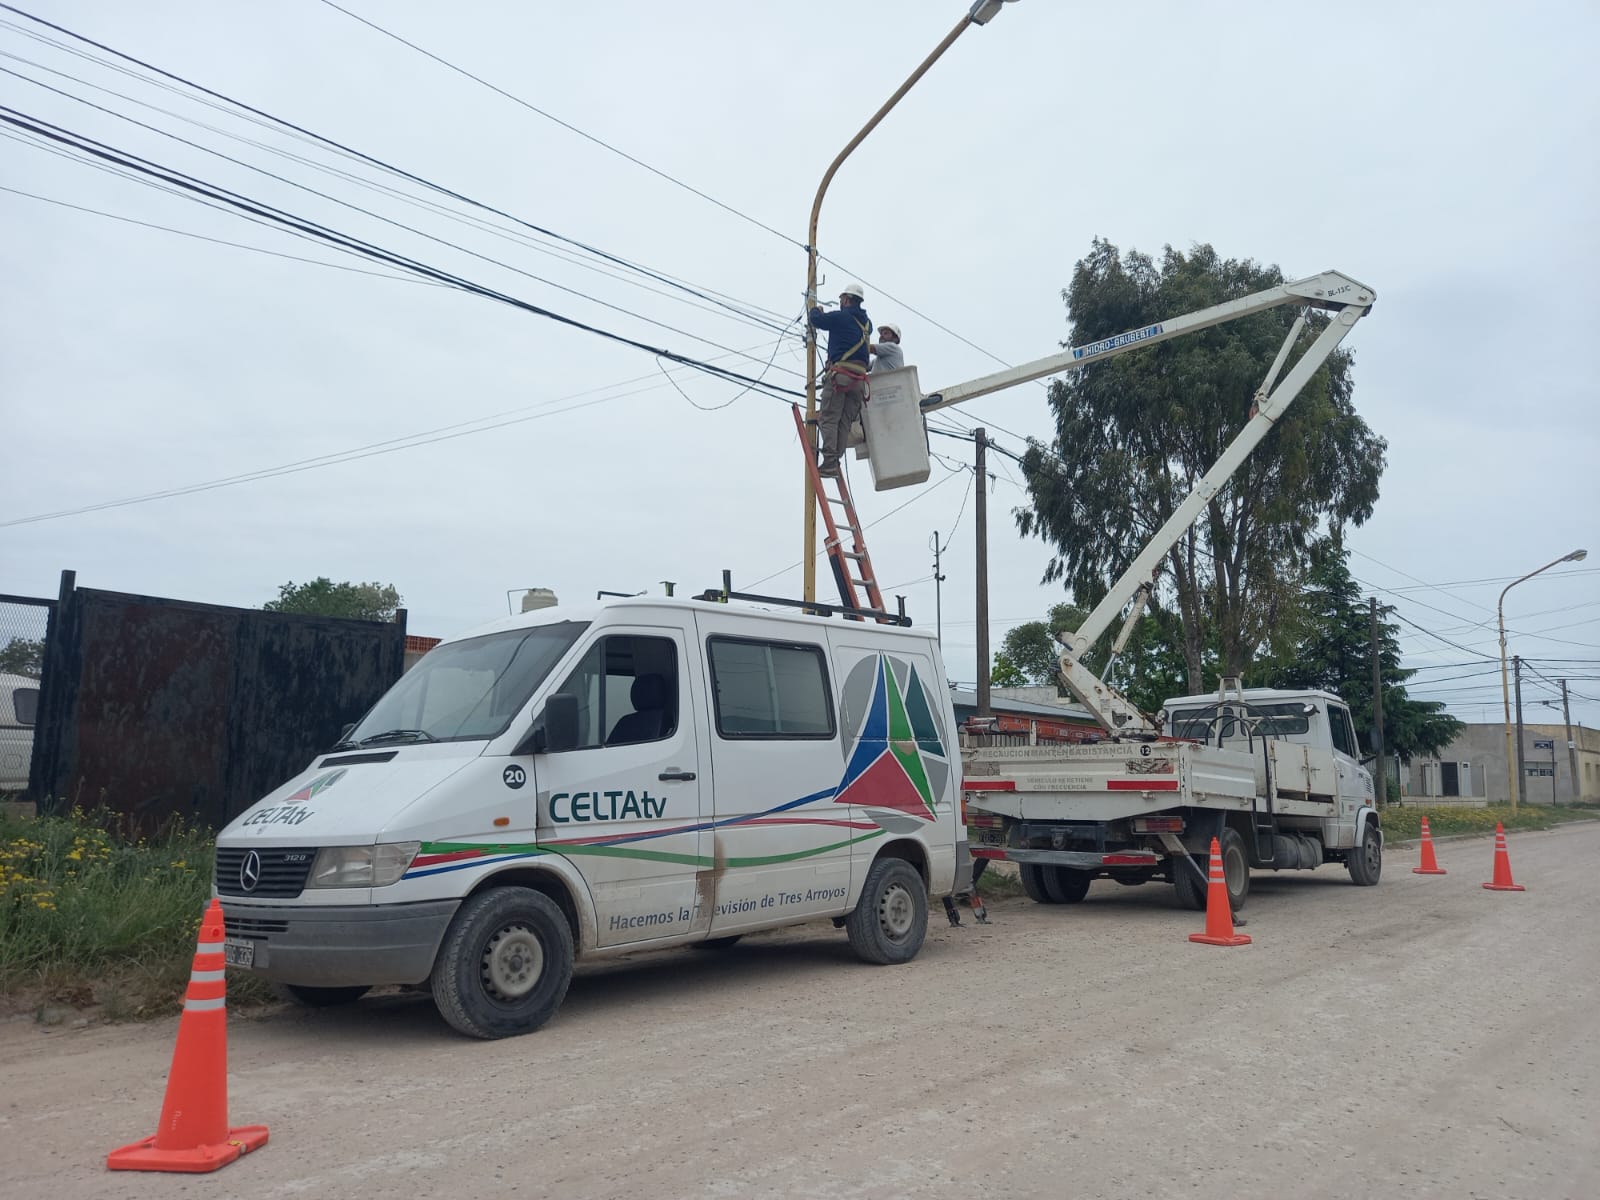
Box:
[308,0,1043,400]
[0,181,436,284]
[0,43,798,337]
[0,3,795,338]
[0,106,802,398]
[2,63,799,368]
[0,331,795,527]
[315,0,803,252]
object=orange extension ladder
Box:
[792,405,895,622]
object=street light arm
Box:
[802,3,1011,602]
[805,11,974,279]
[1497,548,1587,813]
[1497,551,1588,616]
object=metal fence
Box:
[29,571,406,831]
[0,592,53,794]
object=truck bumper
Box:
[220,898,459,987]
[983,847,1162,871]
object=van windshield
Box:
[347,622,586,745]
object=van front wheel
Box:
[431,887,573,1039]
[845,858,928,965]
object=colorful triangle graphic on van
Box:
[834,656,942,821]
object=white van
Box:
[216,596,968,1038]
[0,672,39,793]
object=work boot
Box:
[817,461,841,477]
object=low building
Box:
[950,685,1101,743]
[1405,722,1600,806]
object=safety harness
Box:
[825,312,873,398]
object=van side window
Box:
[1329,705,1355,757]
[12,686,38,727]
[555,635,678,750]
[708,637,833,739]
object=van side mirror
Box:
[520,693,580,756]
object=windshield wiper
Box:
[327,739,361,752]
[358,728,439,747]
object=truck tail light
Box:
[1133,816,1185,833]
[1101,852,1159,866]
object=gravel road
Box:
[3,823,1596,1200]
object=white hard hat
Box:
[839,281,865,301]
[878,323,901,341]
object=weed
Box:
[0,806,268,1019]
[1381,802,1600,841]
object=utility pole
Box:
[929,532,947,646]
[975,428,991,718]
[1561,679,1579,804]
[1369,596,1386,805]
[1513,654,1526,810]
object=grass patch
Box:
[0,806,275,1020]
[1380,802,1600,841]
[971,859,1026,899]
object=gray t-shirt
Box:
[870,342,904,373]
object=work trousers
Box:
[817,366,868,471]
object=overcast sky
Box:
[3,1,1597,731]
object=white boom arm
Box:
[923,270,1376,735]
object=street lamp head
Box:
[969,0,1019,26]
[1563,548,1588,563]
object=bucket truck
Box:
[921,271,1384,909]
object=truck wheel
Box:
[845,857,928,965]
[1043,867,1092,904]
[1019,863,1055,904]
[431,887,573,1039]
[1172,856,1207,911]
[1347,823,1382,886]
[275,983,371,1008]
[1218,828,1250,911]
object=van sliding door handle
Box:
[658,769,696,782]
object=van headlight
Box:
[308,842,421,888]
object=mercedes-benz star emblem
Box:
[240,850,262,893]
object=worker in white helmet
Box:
[870,323,903,373]
[806,281,871,477]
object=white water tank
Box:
[520,588,558,613]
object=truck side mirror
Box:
[524,693,580,755]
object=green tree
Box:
[992,602,1192,715]
[1258,535,1463,762]
[1016,240,1387,692]
[263,578,402,622]
[0,637,45,678]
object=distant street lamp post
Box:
[1499,548,1587,813]
[802,0,1019,603]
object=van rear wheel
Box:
[431,887,573,1039]
[845,857,928,965]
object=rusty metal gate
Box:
[29,571,406,830]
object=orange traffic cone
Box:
[107,899,269,1173]
[1188,837,1251,947]
[1481,822,1525,892]
[1413,816,1447,875]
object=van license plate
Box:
[223,938,256,968]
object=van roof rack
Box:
[694,570,911,627]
